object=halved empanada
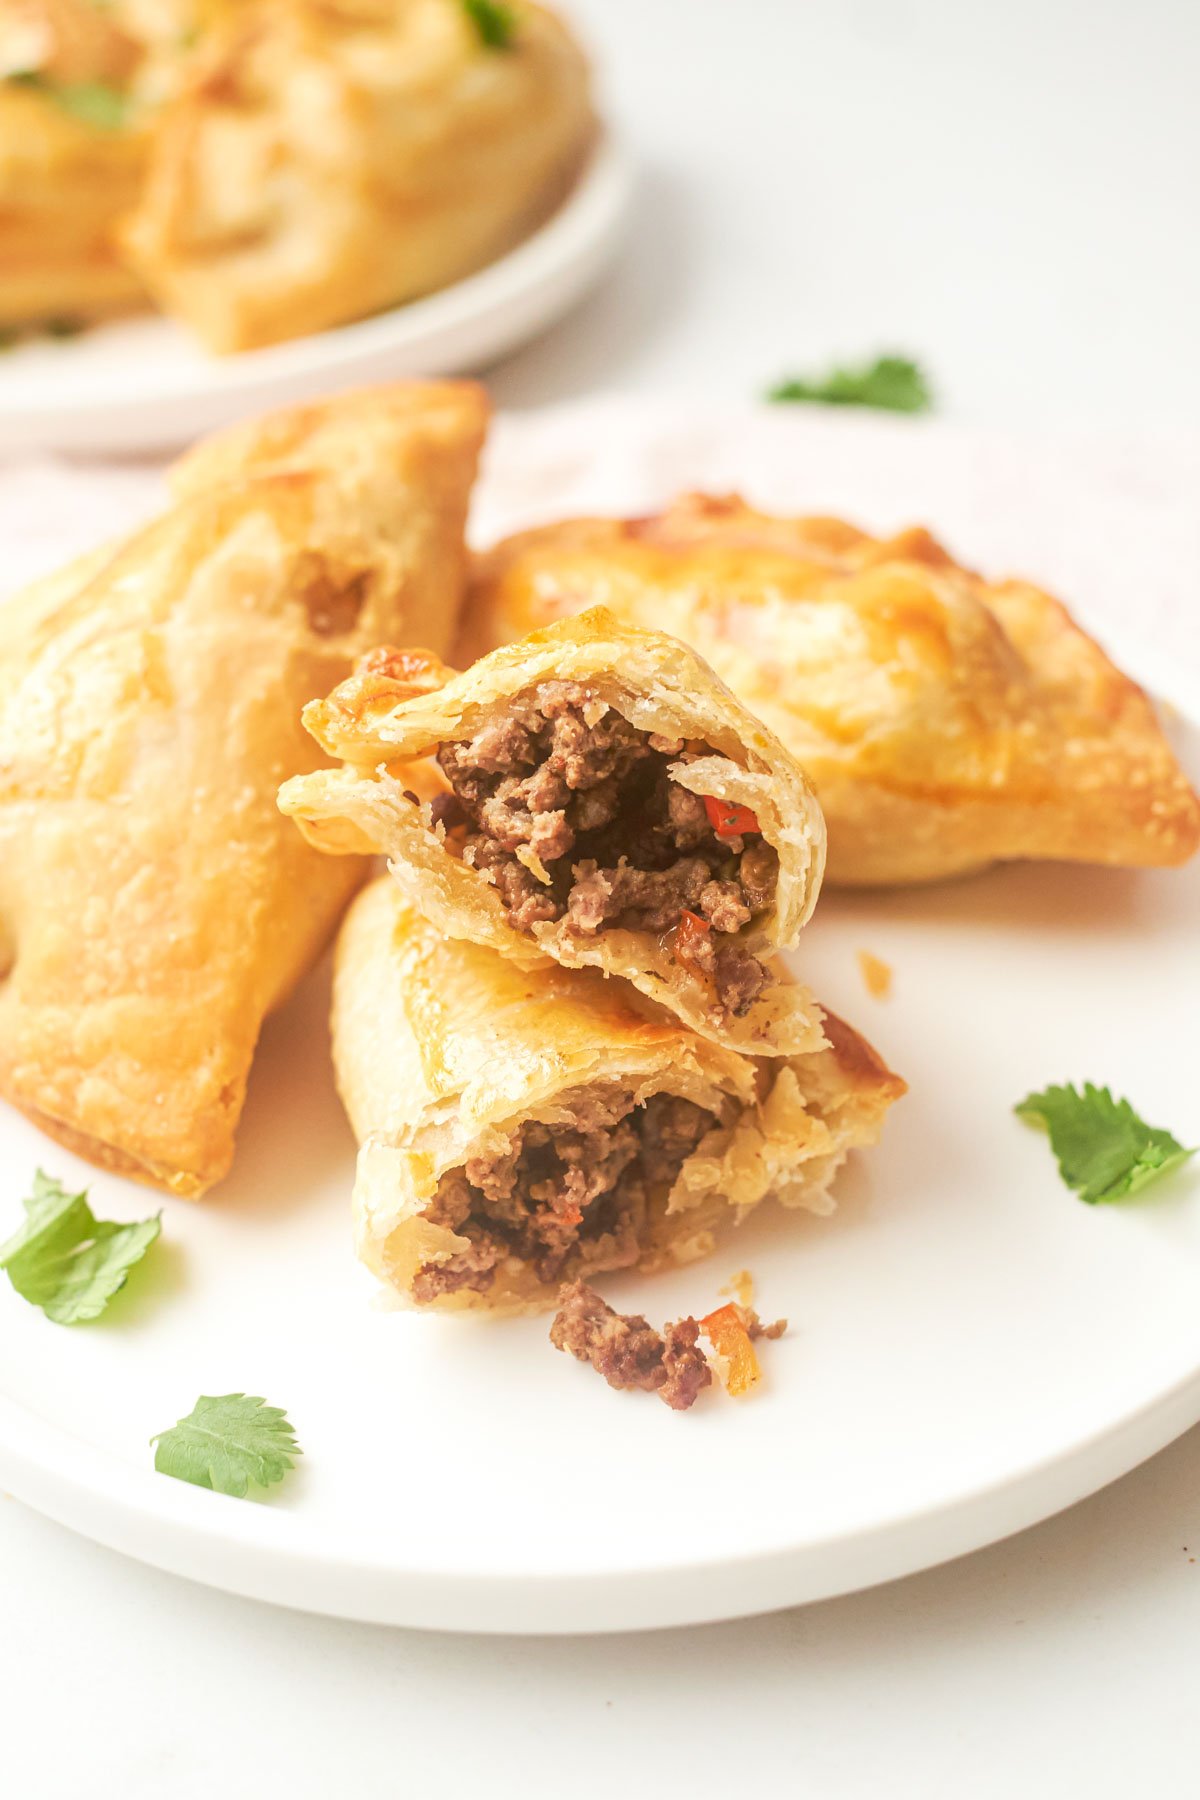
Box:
[121,0,594,352]
[281,609,828,1056]
[335,877,904,1314]
[0,379,487,1196]
[459,496,1200,885]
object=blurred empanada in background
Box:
[121,0,594,352]
[0,0,148,325]
[460,496,1200,885]
[0,380,487,1198]
[0,0,236,326]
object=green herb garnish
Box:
[767,354,932,414]
[6,71,132,130]
[461,0,516,50]
[1015,1083,1195,1204]
[152,1395,302,1498]
[0,1170,161,1323]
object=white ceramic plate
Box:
[0,406,1197,1635]
[0,135,631,456]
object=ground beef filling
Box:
[413,1093,716,1306]
[550,1279,713,1412]
[431,682,779,1018]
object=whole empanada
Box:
[334,877,904,1314]
[121,0,594,352]
[460,496,1200,885]
[0,379,487,1197]
[281,609,828,1057]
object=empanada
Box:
[0,1,148,325]
[460,496,1200,885]
[334,877,904,1314]
[121,0,594,352]
[281,610,828,1056]
[0,379,487,1196]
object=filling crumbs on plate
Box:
[857,949,893,998]
[550,1278,787,1410]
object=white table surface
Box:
[5,1,1200,1794]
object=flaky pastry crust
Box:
[335,878,904,1314]
[0,379,486,1196]
[459,496,1200,885]
[281,608,829,1056]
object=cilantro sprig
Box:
[152,1395,302,1498]
[6,71,132,130]
[1016,1083,1195,1205]
[0,1171,161,1324]
[767,354,932,414]
[461,0,516,50]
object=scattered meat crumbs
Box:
[550,1280,787,1410]
[857,949,893,998]
[550,1280,711,1410]
[744,1310,788,1341]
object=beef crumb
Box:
[743,1309,788,1341]
[425,790,467,833]
[550,1279,713,1411]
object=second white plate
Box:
[0,135,631,456]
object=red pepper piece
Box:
[674,909,712,971]
[703,795,760,839]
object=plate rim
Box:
[3,1351,1199,1633]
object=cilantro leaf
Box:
[461,0,516,50]
[767,354,932,414]
[152,1395,302,1498]
[1015,1083,1196,1205]
[6,71,132,130]
[0,1170,161,1324]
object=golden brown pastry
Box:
[0,0,148,324]
[334,877,904,1314]
[0,379,487,1197]
[281,610,829,1056]
[121,0,594,352]
[460,496,1200,885]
